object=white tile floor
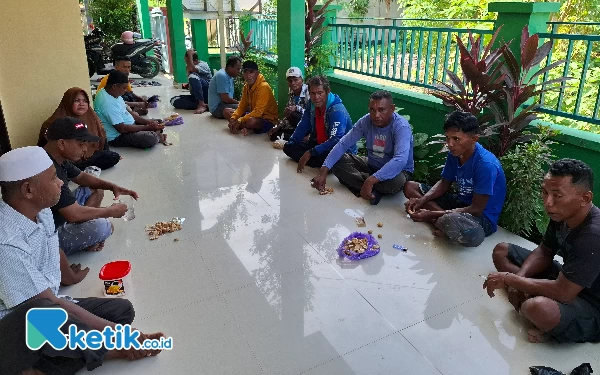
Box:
[65,75,600,374]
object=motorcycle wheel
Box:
[139,56,161,79]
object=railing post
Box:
[191,19,210,64]
[166,0,188,84]
[489,2,561,65]
[277,0,305,116]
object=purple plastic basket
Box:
[337,232,380,260]
[163,116,184,126]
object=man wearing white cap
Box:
[43,117,138,256]
[0,146,164,374]
[267,66,309,141]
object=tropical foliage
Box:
[89,0,139,45]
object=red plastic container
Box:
[99,260,131,297]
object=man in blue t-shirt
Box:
[207,56,242,119]
[312,90,414,205]
[404,111,506,247]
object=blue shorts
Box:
[258,119,275,134]
[59,187,113,255]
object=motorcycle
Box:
[111,33,162,79]
[84,28,111,77]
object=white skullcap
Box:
[0,146,53,182]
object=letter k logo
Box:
[26,308,68,350]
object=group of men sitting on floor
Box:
[0,50,599,375]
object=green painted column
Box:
[277,0,306,116]
[489,2,561,65]
[166,0,188,84]
[191,19,210,63]
[136,0,152,38]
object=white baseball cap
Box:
[0,146,53,182]
[286,67,303,78]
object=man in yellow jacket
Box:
[228,61,279,136]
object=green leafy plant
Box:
[306,43,337,77]
[412,132,431,181]
[89,0,139,46]
[305,0,335,74]
[499,126,557,236]
[429,26,570,158]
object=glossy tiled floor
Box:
[65,75,600,374]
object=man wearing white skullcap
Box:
[0,148,165,374]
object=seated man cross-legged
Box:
[312,90,414,205]
[283,75,356,173]
[170,50,212,114]
[0,146,164,375]
[404,111,506,247]
[94,70,167,149]
[208,55,241,120]
[43,117,138,256]
[267,66,310,141]
[228,60,279,136]
[485,159,600,344]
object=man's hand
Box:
[283,105,296,118]
[297,151,311,173]
[408,209,438,222]
[267,126,280,137]
[111,185,139,200]
[483,272,509,298]
[148,122,164,131]
[404,197,424,213]
[228,119,240,134]
[360,176,378,201]
[108,203,128,218]
[70,264,90,283]
[311,169,328,191]
[507,286,528,312]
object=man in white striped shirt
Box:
[0,147,164,375]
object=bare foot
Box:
[432,229,447,238]
[241,128,251,136]
[85,241,105,252]
[527,328,550,343]
[160,134,172,146]
[194,105,208,114]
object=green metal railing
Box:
[331,23,494,89]
[539,22,600,125]
[248,17,277,53]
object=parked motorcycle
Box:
[111,34,162,79]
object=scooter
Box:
[111,33,162,79]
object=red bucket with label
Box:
[99,260,131,297]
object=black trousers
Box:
[73,149,120,170]
[283,140,328,168]
[0,297,134,375]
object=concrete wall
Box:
[0,1,90,148]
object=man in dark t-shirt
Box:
[43,117,138,256]
[484,159,600,343]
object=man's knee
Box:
[94,219,113,242]
[436,213,485,247]
[403,181,422,198]
[521,296,561,330]
[112,299,135,325]
[492,242,510,262]
[92,189,105,200]
[138,132,159,148]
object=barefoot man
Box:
[484,159,600,344]
[43,117,137,256]
[0,146,164,375]
[404,111,506,247]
